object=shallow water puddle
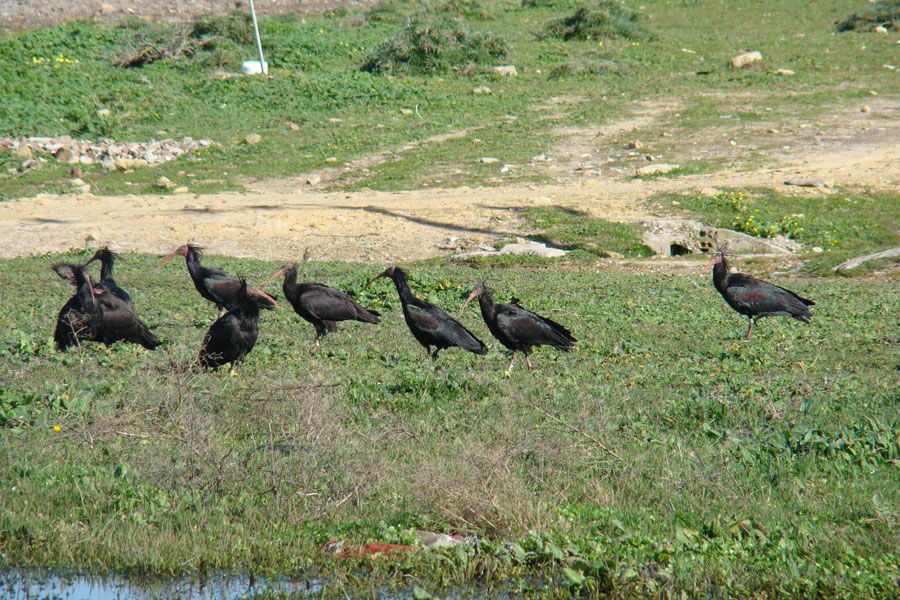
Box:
[1,569,323,599]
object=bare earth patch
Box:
[1,101,898,264]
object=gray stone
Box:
[54,147,76,163]
[784,177,827,188]
[832,247,900,273]
[479,157,500,164]
[101,157,116,171]
[155,176,176,189]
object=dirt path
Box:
[1,103,898,263]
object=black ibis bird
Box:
[460,282,576,371]
[198,278,265,372]
[708,249,814,338]
[85,246,131,306]
[53,263,100,351]
[262,263,380,345]
[366,266,487,360]
[53,263,161,351]
[157,243,277,316]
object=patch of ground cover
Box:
[668,188,900,276]
[3,1,900,199]
[1,252,898,597]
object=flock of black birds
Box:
[52,244,814,372]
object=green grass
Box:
[1,0,899,198]
[668,188,900,275]
[1,253,899,597]
[520,206,652,259]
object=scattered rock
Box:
[601,250,624,259]
[306,175,321,186]
[811,247,823,253]
[832,247,900,273]
[637,218,800,257]
[284,121,300,131]
[399,108,413,115]
[531,153,547,162]
[72,183,91,193]
[473,86,492,94]
[155,176,176,189]
[775,68,795,76]
[325,157,338,163]
[479,157,499,164]
[132,158,148,168]
[2,135,216,168]
[97,108,111,118]
[68,166,82,178]
[861,105,871,113]
[101,157,116,171]
[875,25,888,35]
[494,65,518,76]
[173,186,189,194]
[54,146,76,163]
[730,51,763,69]
[884,64,897,71]
[85,232,100,244]
[455,238,567,259]
[13,145,32,160]
[244,133,262,145]
[115,157,134,170]
[69,178,85,186]
[698,187,722,197]
[79,155,93,165]
[784,177,827,188]
[625,141,644,150]
[637,163,679,176]
[101,4,115,14]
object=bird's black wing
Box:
[96,293,161,349]
[726,274,814,320]
[300,284,378,323]
[495,304,576,350]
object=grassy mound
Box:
[836,0,900,32]
[547,49,629,78]
[360,15,509,74]
[366,0,493,24]
[542,1,651,41]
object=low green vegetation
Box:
[836,0,900,32]
[1,0,899,198]
[669,188,900,275]
[521,206,652,259]
[1,253,898,597]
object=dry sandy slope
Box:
[1,105,898,263]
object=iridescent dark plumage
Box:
[53,263,161,351]
[710,250,814,338]
[367,266,487,360]
[263,263,379,345]
[461,281,576,371]
[157,243,277,316]
[198,279,261,371]
[85,247,131,306]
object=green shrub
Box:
[360,15,509,74]
[367,0,492,24]
[543,2,651,41]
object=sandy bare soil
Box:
[1,100,899,264]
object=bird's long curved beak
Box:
[261,268,285,291]
[365,272,386,288]
[459,289,480,316]
[156,250,181,269]
[85,272,96,304]
[702,254,716,274]
[249,286,279,309]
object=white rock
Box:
[637,163,679,176]
[531,153,547,162]
[306,175,321,185]
[811,247,823,253]
[494,65,518,76]
[776,69,795,76]
[875,25,888,35]
[155,176,176,189]
[173,186,189,194]
[479,157,499,164]
[473,86,492,94]
[730,51,763,69]
[245,133,262,145]
[399,108,413,115]
[861,105,871,113]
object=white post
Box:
[248,0,267,74]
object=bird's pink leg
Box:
[746,319,754,339]
[525,355,534,371]
[507,351,516,371]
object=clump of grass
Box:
[836,0,900,32]
[366,0,492,24]
[360,15,509,74]
[542,2,651,42]
[548,49,628,79]
[522,206,653,257]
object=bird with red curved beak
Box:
[157,243,277,316]
[367,266,487,360]
[460,281,575,371]
[262,263,379,346]
[85,246,131,306]
[706,249,814,339]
